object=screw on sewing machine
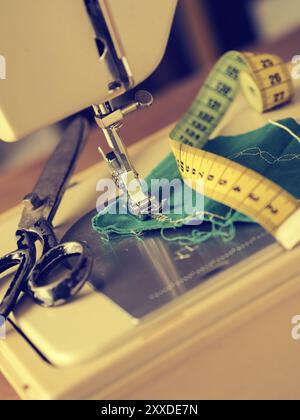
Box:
[93,90,154,129]
[23,193,44,211]
[93,90,162,220]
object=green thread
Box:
[92,119,300,245]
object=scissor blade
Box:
[20,117,89,227]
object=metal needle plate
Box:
[62,211,275,318]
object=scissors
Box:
[0,117,93,319]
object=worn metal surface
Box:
[64,210,274,318]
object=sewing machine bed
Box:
[63,209,274,318]
[2,89,300,399]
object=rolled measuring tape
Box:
[170,51,300,250]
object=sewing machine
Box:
[1,0,300,400]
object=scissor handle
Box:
[27,241,93,307]
[0,231,36,319]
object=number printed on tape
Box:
[170,53,299,249]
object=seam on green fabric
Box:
[92,118,300,245]
[228,147,300,164]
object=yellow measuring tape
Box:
[170,51,300,250]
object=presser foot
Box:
[108,155,163,220]
[93,90,163,220]
[127,193,163,221]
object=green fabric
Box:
[92,118,300,244]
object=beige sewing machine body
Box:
[0,0,177,141]
[1,0,300,400]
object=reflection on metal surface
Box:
[63,210,274,318]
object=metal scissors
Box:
[0,117,93,319]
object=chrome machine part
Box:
[93,91,162,219]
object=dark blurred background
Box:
[1,0,300,172]
[140,0,300,93]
